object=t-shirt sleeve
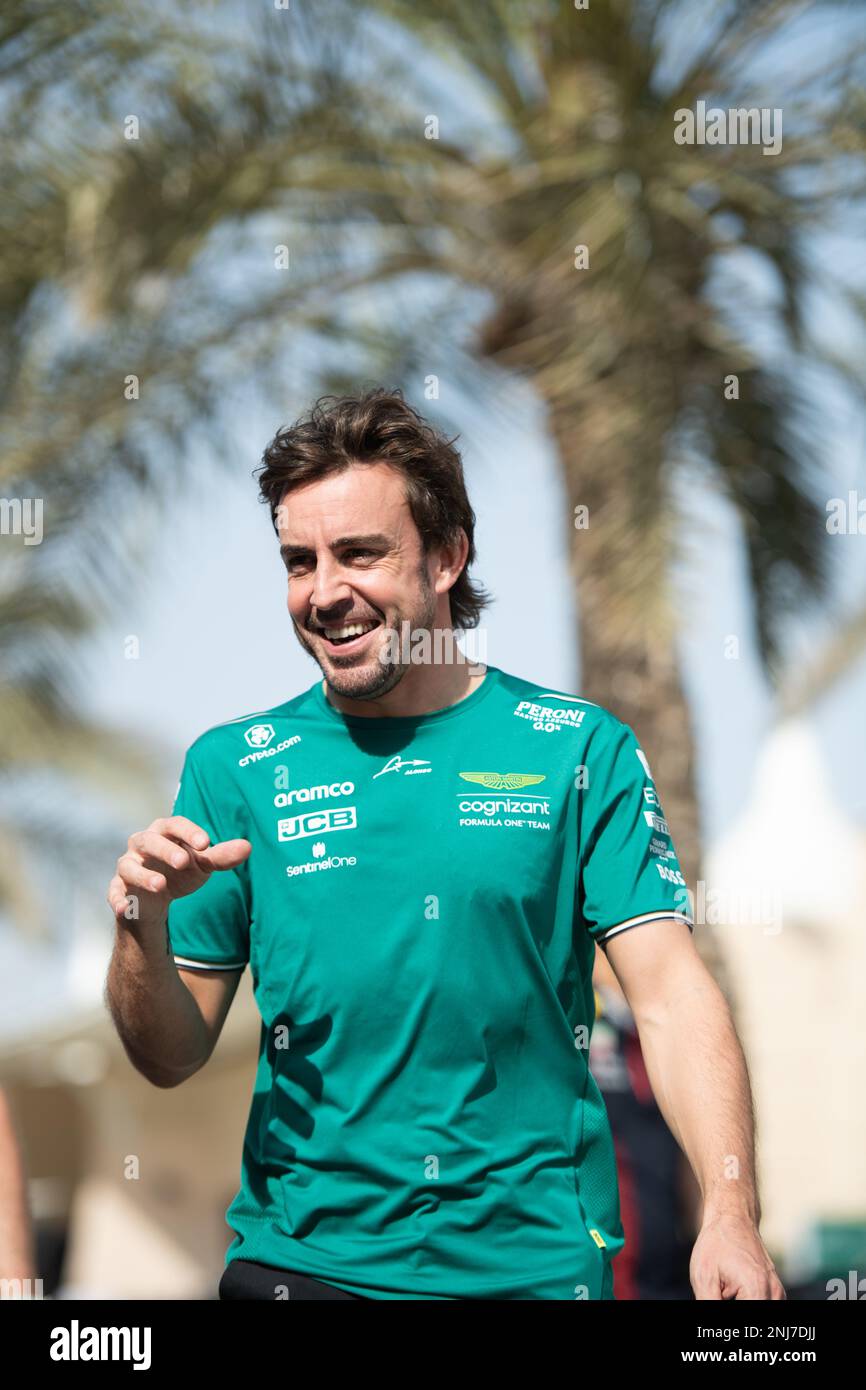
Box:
[577,719,694,948]
[166,747,251,972]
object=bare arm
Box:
[106,913,242,1088]
[0,1087,35,1279]
[606,920,758,1220]
[104,816,250,1088]
[605,918,785,1299]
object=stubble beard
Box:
[297,568,439,703]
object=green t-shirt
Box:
[167,663,693,1300]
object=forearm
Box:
[105,910,210,1087]
[0,1089,35,1278]
[633,974,760,1225]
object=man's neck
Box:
[322,661,487,718]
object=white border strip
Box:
[598,910,694,943]
[173,955,246,972]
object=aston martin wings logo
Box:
[459,772,547,790]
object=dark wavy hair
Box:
[254,387,492,630]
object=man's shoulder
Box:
[181,682,321,769]
[493,666,626,740]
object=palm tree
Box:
[776,590,866,719]
[3,0,865,991]
[0,562,171,937]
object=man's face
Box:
[278,462,447,701]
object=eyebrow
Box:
[279,533,392,564]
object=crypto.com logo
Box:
[244,723,275,748]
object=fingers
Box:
[108,823,251,924]
[115,854,168,896]
[107,874,135,918]
[148,816,211,851]
[202,838,252,871]
[690,1259,722,1300]
[128,830,197,872]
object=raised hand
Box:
[107,815,251,924]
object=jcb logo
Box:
[278,806,357,842]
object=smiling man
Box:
[105,387,784,1302]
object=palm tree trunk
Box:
[547,408,735,1006]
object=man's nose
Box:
[309,556,352,613]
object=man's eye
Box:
[286,549,376,571]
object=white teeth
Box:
[323,622,376,640]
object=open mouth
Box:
[314,619,382,654]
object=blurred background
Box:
[1,0,865,1299]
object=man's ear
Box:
[438,527,469,586]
